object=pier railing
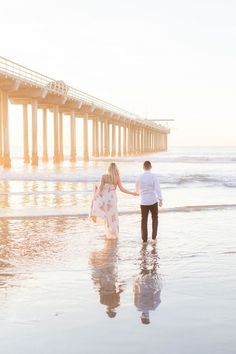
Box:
[0,55,160,127]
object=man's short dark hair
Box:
[143,161,152,170]
[141,317,150,325]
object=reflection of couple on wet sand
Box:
[89,239,123,318]
[90,160,163,243]
[89,239,161,324]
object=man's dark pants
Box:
[140,202,158,242]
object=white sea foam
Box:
[1,170,235,187]
[11,151,236,164]
[1,204,236,219]
[91,156,236,164]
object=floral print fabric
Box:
[90,183,119,239]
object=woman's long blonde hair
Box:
[107,162,120,185]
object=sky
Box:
[1,0,236,146]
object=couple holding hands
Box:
[90,160,163,244]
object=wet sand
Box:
[0,210,235,354]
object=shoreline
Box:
[0,203,236,220]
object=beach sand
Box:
[0,209,235,354]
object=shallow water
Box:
[0,211,235,354]
[0,147,236,353]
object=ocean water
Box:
[0,146,236,354]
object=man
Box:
[136,161,163,244]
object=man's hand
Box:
[159,200,163,207]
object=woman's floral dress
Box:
[90,183,119,239]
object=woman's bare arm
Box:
[117,177,138,195]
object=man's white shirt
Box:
[136,171,162,206]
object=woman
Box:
[90,162,137,239]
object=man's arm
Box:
[154,175,163,206]
[135,176,140,195]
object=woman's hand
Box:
[159,200,163,207]
[131,192,139,196]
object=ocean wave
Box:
[164,174,236,188]
[91,156,236,164]
[1,204,236,219]
[11,153,236,164]
[0,171,235,188]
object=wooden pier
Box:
[0,56,169,168]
